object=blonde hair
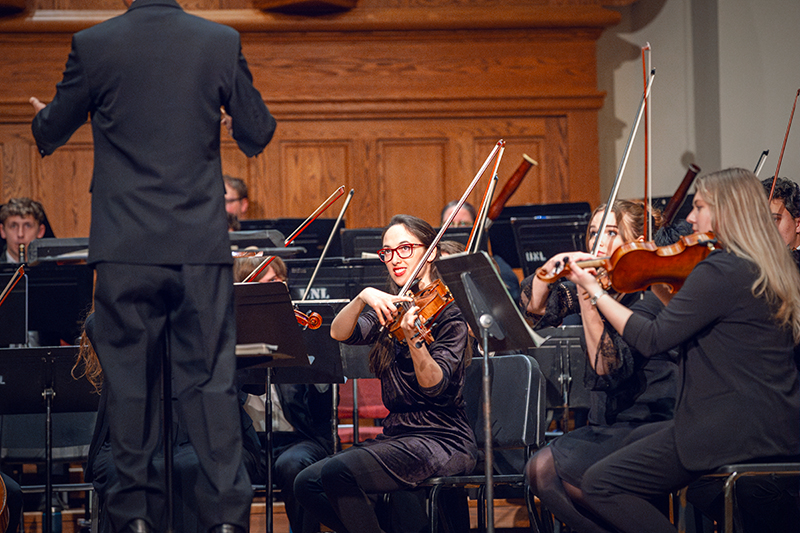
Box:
[696,168,800,341]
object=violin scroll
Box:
[295,308,322,330]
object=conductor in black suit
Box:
[29,1,276,532]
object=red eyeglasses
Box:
[375,243,425,263]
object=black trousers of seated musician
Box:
[93,263,253,532]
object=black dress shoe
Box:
[208,525,245,533]
[125,518,152,533]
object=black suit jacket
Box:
[624,251,800,470]
[32,0,275,265]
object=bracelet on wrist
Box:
[589,288,608,306]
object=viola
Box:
[387,279,454,347]
[536,232,717,294]
[295,308,322,330]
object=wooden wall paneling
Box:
[0,3,619,238]
[1,126,36,201]
[278,139,353,219]
[238,152,271,219]
[243,29,600,104]
[378,137,446,226]
[564,109,600,202]
[541,115,570,204]
[0,34,73,122]
[33,124,93,238]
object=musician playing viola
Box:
[561,168,800,533]
[294,214,478,533]
[522,200,679,533]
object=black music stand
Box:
[238,302,346,454]
[233,281,310,533]
[436,252,545,354]
[528,326,590,434]
[0,346,99,533]
[436,252,544,533]
[0,270,27,346]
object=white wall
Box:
[596,0,800,203]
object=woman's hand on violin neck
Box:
[563,256,604,296]
[540,251,584,278]
[358,287,412,326]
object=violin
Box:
[387,279,454,348]
[537,232,717,294]
[295,308,322,330]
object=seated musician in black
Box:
[234,255,334,533]
[681,177,800,533]
[294,214,478,533]
[1,472,23,533]
[521,200,678,533]
[77,313,265,533]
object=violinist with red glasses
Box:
[294,214,477,533]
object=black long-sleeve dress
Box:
[548,291,678,487]
[343,303,478,485]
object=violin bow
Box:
[0,264,24,309]
[592,69,656,256]
[753,149,769,176]
[242,186,346,282]
[467,143,505,253]
[398,140,505,296]
[768,88,799,202]
[299,188,354,302]
[467,174,498,254]
[642,43,653,240]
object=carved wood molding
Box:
[0,6,620,33]
[0,0,27,17]
[255,0,358,16]
[1,95,606,123]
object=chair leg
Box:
[428,484,442,533]
[675,487,688,533]
[90,489,99,533]
[723,473,740,533]
[526,488,553,533]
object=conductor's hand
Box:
[221,108,233,135]
[29,97,46,114]
[357,287,412,327]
